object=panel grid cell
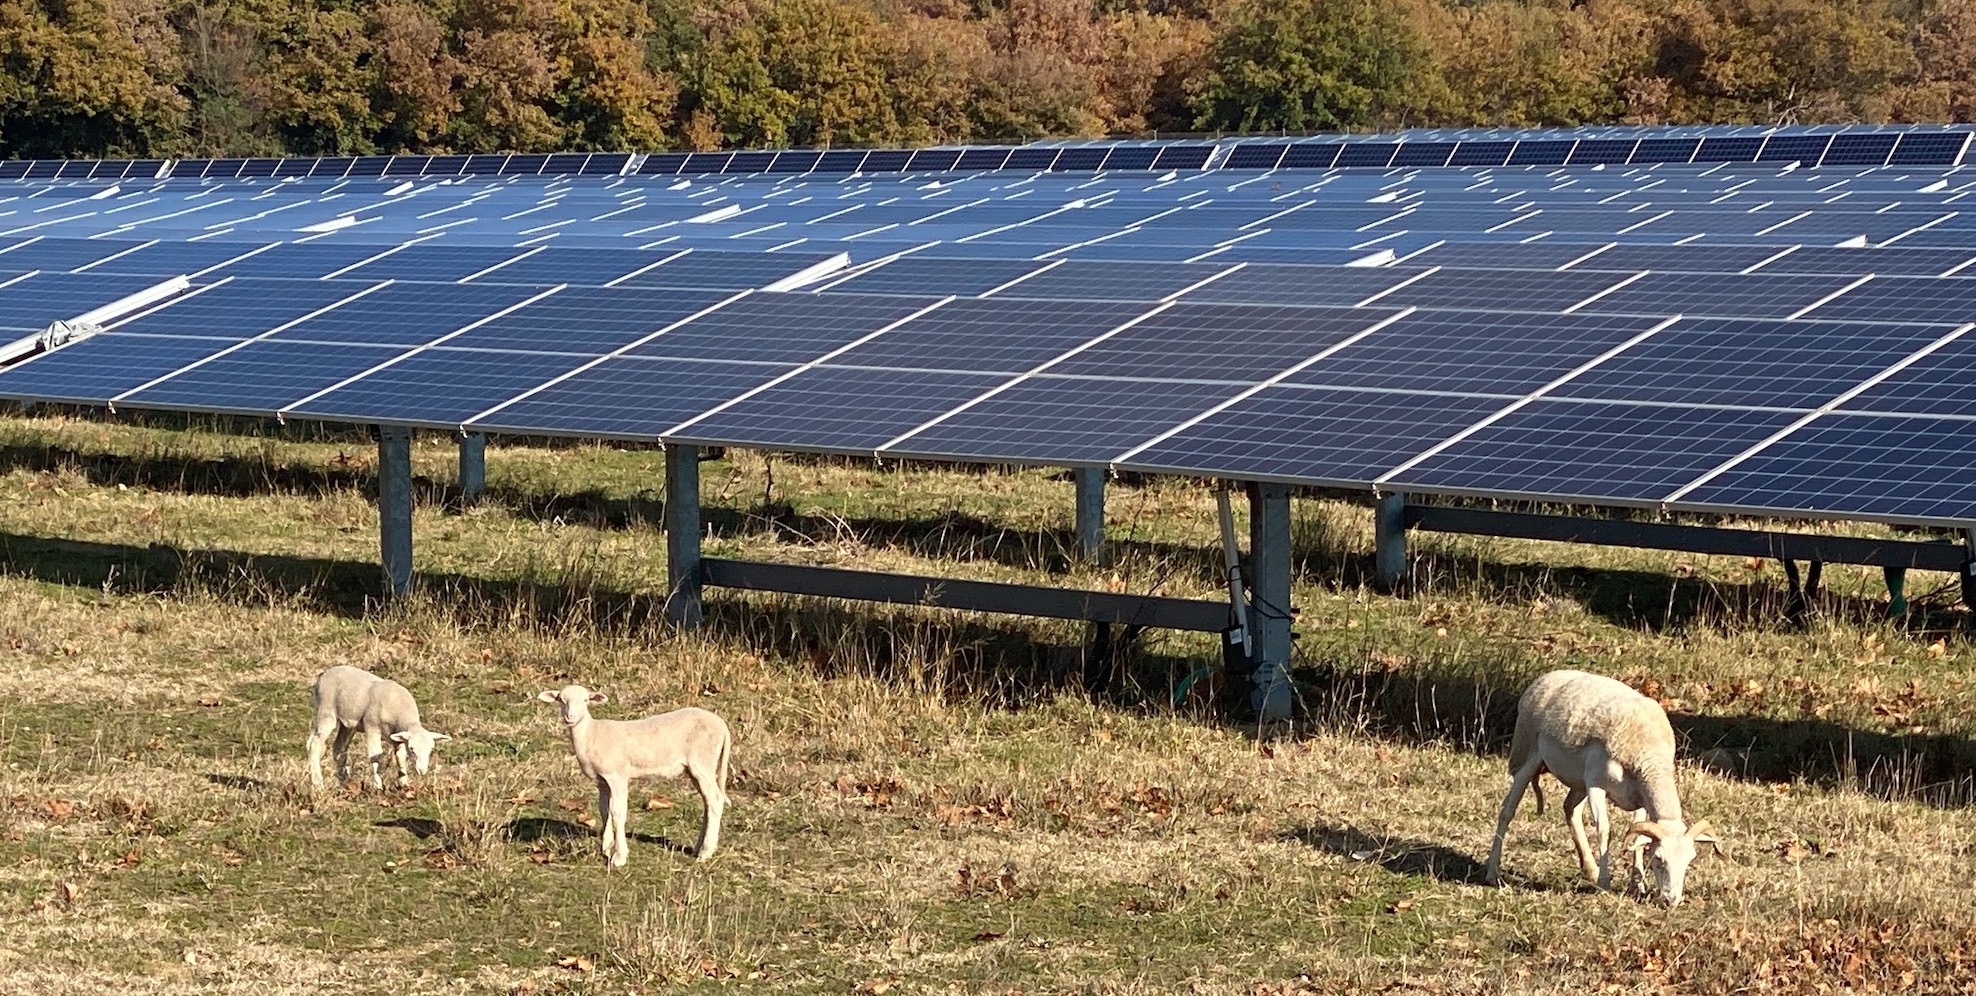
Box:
[616,251,837,291]
[672,367,1008,451]
[261,282,543,346]
[883,376,1249,465]
[821,298,1152,373]
[120,341,406,412]
[991,261,1235,303]
[1177,264,1434,307]
[289,347,597,424]
[1681,413,1976,522]
[627,292,946,363]
[1048,304,1395,382]
[1374,267,1637,312]
[1286,311,1665,395]
[823,257,1048,297]
[0,333,239,402]
[467,357,796,438]
[1575,272,1864,319]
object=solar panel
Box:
[1793,276,1976,324]
[80,241,274,278]
[287,347,597,424]
[907,149,963,172]
[1003,148,1059,171]
[1693,136,1764,162]
[1336,144,1399,168]
[260,282,544,346]
[1574,272,1863,319]
[670,367,1007,451]
[1449,142,1514,167]
[1390,400,1801,502]
[1151,146,1214,171]
[1052,148,1108,172]
[814,150,869,173]
[466,357,795,437]
[1391,143,1454,168]
[1679,413,1976,523]
[1837,332,1976,416]
[1757,135,1830,164]
[1047,304,1395,381]
[822,257,1046,297]
[0,273,187,332]
[0,333,238,401]
[626,292,943,363]
[1117,387,1506,485]
[1568,140,1637,165]
[211,243,394,280]
[1551,317,1951,409]
[0,238,154,273]
[1101,147,1160,171]
[822,298,1150,373]
[1406,243,1605,270]
[1889,132,1969,165]
[1506,141,1573,166]
[112,278,372,338]
[1566,245,1786,274]
[1225,145,1288,170]
[1750,246,1976,277]
[443,287,737,354]
[614,251,836,291]
[118,341,405,412]
[1177,264,1434,307]
[333,244,534,283]
[1281,145,1341,169]
[882,376,1248,464]
[1372,267,1637,312]
[1284,311,1665,395]
[991,261,1233,302]
[464,247,679,287]
[1630,138,1700,163]
[1820,133,1897,166]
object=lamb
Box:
[306,664,451,791]
[537,684,732,866]
[1483,668,1721,905]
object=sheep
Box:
[536,684,731,866]
[1483,668,1721,905]
[306,664,451,792]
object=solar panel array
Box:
[5,125,1976,531]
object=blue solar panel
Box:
[1392,143,1454,168]
[1374,267,1637,311]
[1753,247,1976,277]
[1567,245,1784,274]
[1575,273,1862,319]
[1281,145,1342,169]
[443,287,736,354]
[1177,264,1433,307]
[1693,136,1764,162]
[1391,400,1800,502]
[1680,413,1976,522]
[1336,144,1399,168]
[1837,332,1976,416]
[80,241,275,278]
[882,376,1248,464]
[1285,311,1664,395]
[672,367,1006,451]
[1631,138,1700,163]
[1407,243,1604,270]
[111,278,373,338]
[993,261,1234,302]
[627,292,942,363]
[823,298,1150,373]
[1506,141,1573,166]
[0,273,187,332]
[1224,145,1287,170]
[1568,140,1637,165]
[1820,134,1897,166]
[1048,304,1393,381]
[1889,132,1969,165]
[210,242,394,279]
[1449,142,1514,167]
[466,357,793,437]
[1552,317,1949,409]
[0,333,236,402]
[1794,276,1976,324]
[118,341,404,412]
[1757,135,1830,164]
[334,244,534,283]
[260,282,543,346]
[465,247,680,287]
[289,347,595,424]
[823,257,1046,297]
[614,251,837,290]
[0,238,153,273]
[1118,387,1505,485]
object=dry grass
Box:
[2,411,1976,994]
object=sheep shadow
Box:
[1286,821,1490,885]
[205,773,272,792]
[376,817,444,839]
[505,816,687,854]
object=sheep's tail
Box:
[716,728,733,806]
[1508,710,1545,816]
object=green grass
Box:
[2,411,1976,993]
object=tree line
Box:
[4,0,1975,159]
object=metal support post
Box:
[1073,466,1106,561]
[664,444,704,628]
[1374,491,1407,594]
[377,426,414,598]
[1883,566,1908,618]
[457,432,486,504]
[1247,482,1294,723]
[1962,530,1976,616]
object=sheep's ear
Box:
[589,691,609,704]
[389,731,410,744]
[430,732,452,743]
[1630,820,1666,842]
[536,690,559,703]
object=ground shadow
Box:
[1286,820,1490,885]
[376,816,444,839]
[205,773,272,791]
[505,817,684,853]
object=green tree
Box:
[1188,0,1438,133]
[0,0,188,156]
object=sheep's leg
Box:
[393,741,411,788]
[595,778,615,864]
[1484,755,1544,885]
[605,775,631,868]
[331,727,355,784]
[306,715,336,790]
[691,764,724,861]
[364,729,387,791]
[1587,787,1613,890]
[1563,787,1598,884]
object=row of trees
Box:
[5,0,1976,158]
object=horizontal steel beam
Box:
[1405,506,1967,572]
[700,558,1232,632]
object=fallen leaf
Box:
[855,978,898,995]
[114,850,141,869]
[197,694,223,708]
[972,930,1005,942]
[1349,850,1376,862]
[557,798,585,813]
[1386,900,1416,914]
[556,954,595,974]
[1779,840,1812,864]
[644,795,674,811]
[58,881,78,902]
[424,848,459,870]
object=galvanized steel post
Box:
[377,426,414,598]
[1247,482,1293,722]
[665,444,704,627]
[1074,466,1105,561]
[1375,492,1407,594]
[457,432,486,504]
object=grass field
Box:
[4,411,1976,994]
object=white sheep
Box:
[306,664,451,791]
[1483,668,1720,905]
[537,684,732,866]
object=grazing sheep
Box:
[306,664,451,791]
[1483,668,1721,905]
[537,684,731,866]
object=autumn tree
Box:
[1189,0,1439,133]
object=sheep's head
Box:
[537,685,608,727]
[389,728,451,775]
[1630,818,1721,906]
